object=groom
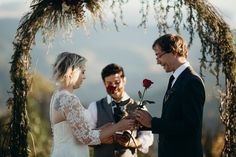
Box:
[135,34,205,157]
[88,63,153,157]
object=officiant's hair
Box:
[101,63,125,81]
[52,52,87,81]
[152,34,188,58]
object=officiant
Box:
[88,63,153,157]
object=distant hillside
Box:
[0,18,230,132]
[0,19,18,108]
[0,18,167,107]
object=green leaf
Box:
[138,91,142,99]
[143,100,155,104]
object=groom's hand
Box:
[134,110,152,128]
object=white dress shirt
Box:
[88,92,154,153]
[171,61,190,87]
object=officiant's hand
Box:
[100,136,114,144]
[116,118,136,131]
[134,110,152,128]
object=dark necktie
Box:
[167,75,175,91]
[163,75,175,103]
[112,99,130,123]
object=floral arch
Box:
[4,0,236,156]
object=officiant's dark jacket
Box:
[151,67,205,157]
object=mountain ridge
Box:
[0,18,228,131]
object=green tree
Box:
[26,73,53,157]
[1,73,53,157]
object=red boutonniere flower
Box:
[106,83,116,95]
[138,79,155,109]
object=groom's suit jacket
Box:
[151,66,205,157]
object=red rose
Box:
[106,84,116,94]
[143,79,153,88]
[137,78,155,109]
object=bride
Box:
[49,52,135,157]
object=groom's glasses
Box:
[156,52,168,59]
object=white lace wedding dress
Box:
[49,90,101,157]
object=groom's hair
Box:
[101,63,125,81]
[152,34,188,58]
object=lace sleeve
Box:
[56,92,101,145]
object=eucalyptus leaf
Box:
[144,100,155,104]
[142,100,148,106]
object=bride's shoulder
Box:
[55,89,75,97]
[53,90,80,108]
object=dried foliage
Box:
[7,0,105,156]
[112,0,236,156]
[0,74,53,157]
[182,1,236,156]
[110,0,129,31]
[151,1,236,156]
[4,0,236,156]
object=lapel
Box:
[162,67,193,114]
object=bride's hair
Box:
[52,52,87,83]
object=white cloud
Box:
[130,46,163,73]
[208,0,236,29]
[0,1,30,18]
[79,49,106,83]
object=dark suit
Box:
[151,67,205,157]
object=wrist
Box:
[114,122,121,131]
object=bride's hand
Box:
[98,122,113,130]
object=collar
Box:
[173,61,190,79]
[107,92,130,104]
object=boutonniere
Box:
[168,88,176,95]
[164,88,176,102]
